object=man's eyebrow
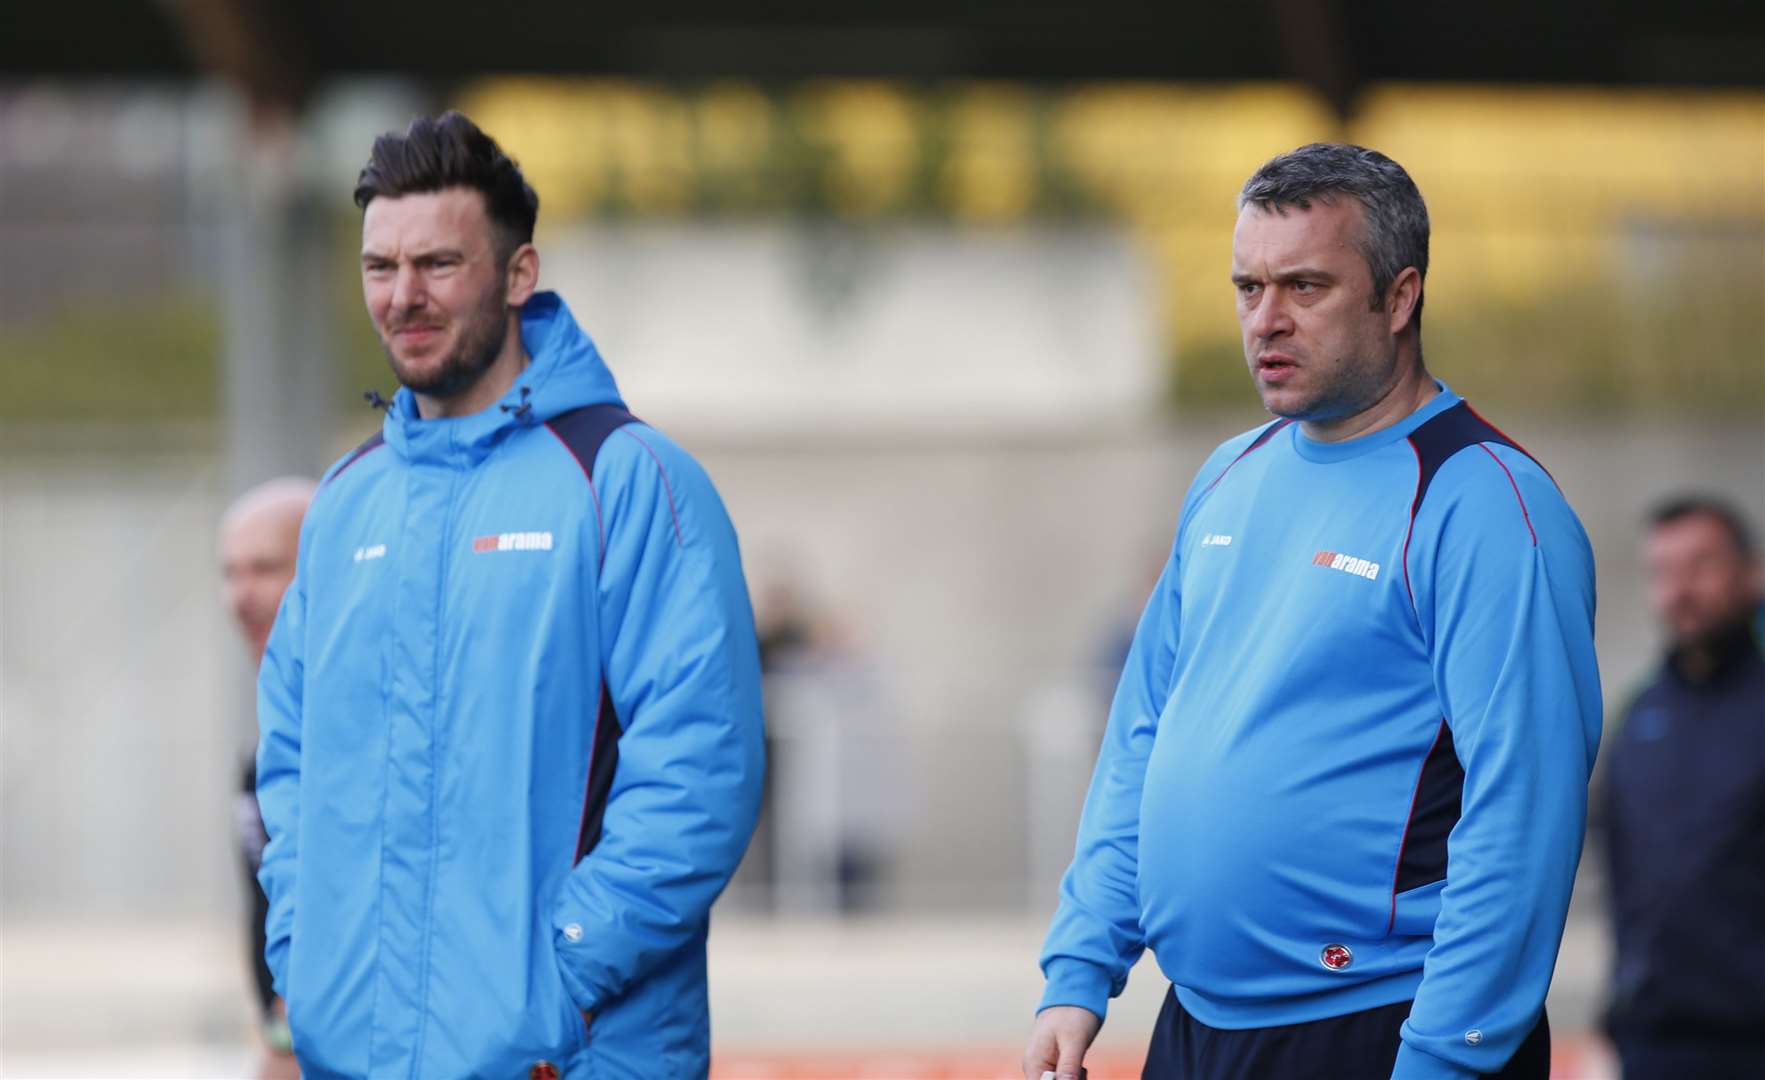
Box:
[1232,267,1339,284]
[1273,267,1338,283]
[360,246,465,262]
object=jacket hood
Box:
[379,291,625,466]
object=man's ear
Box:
[1386,266,1422,336]
[504,243,540,307]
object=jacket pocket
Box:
[551,934,590,1057]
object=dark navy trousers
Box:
[1611,1036,1765,1080]
[1143,987,1550,1080]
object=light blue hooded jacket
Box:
[256,292,765,1079]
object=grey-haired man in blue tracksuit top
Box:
[1024,144,1601,1080]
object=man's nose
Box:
[1248,291,1292,340]
[389,265,426,312]
[1654,581,1692,616]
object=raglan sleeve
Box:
[1392,448,1602,1079]
[1035,529,1185,1023]
[255,551,309,998]
[551,426,766,1014]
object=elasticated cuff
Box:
[1036,958,1113,1022]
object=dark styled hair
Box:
[353,111,539,263]
[1649,494,1757,558]
[1239,143,1430,324]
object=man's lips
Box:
[1257,353,1299,382]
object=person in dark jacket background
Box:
[1601,495,1765,1079]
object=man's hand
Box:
[256,1049,300,1080]
[1022,1005,1101,1080]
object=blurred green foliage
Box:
[7,258,1756,424]
[0,299,220,424]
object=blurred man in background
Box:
[220,476,315,1080]
[1027,144,1601,1080]
[255,112,764,1079]
[1601,497,1765,1079]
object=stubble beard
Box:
[1257,342,1398,426]
[382,283,509,401]
[1672,596,1757,655]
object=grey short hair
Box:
[1239,143,1430,323]
[220,475,317,544]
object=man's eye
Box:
[1292,280,1318,293]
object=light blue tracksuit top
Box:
[257,292,765,1079]
[1038,385,1601,1079]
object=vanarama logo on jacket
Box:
[1312,549,1381,580]
[255,292,765,1079]
[472,530,554,552]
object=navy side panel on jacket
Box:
[545,403,639,866]
[576,684,623,863]
[1389,401,1541,901]
[1393,720,1464,897]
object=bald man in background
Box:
[220,477,316,1080]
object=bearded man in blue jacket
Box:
[255,112,765,1079]
[1025,145,1601,1080]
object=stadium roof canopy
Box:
[10,1,1764,118]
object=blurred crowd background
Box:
[2,3,1761,1077]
